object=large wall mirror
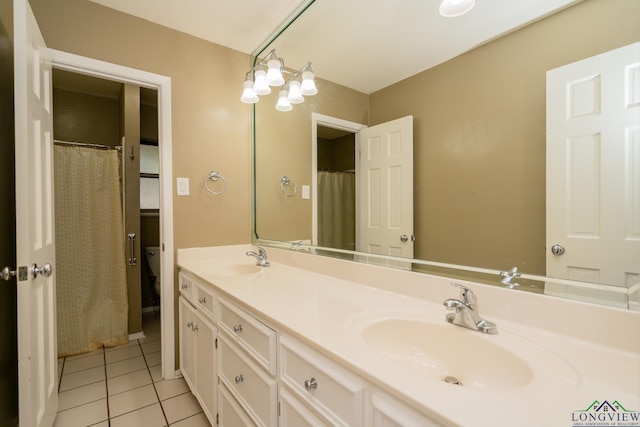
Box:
[253,0,640,310]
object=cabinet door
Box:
[193,308,217,421]
[179,296,196,389]
[371,393,441,427]
[279,387,330,427]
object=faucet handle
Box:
[257,246,267,258]
[451,283,477,310]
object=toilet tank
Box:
[145,246,161,279]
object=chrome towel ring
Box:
[204,171,227,195]
[280,176,296,197]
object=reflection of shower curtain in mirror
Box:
[318,171,356,251]
[54,146,128,357]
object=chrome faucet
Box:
[443,283,497,334]
[246,246,270,267]
[499,266,521,288]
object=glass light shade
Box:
[253,69,271,95]
[287,80,305,104]
[266,59,285,86]
[439,0,475,17]
[275,89,292,112]
[240,79,259,103]
[301,70,318,96]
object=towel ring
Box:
[280,176,296,197]
[204,171,227,195]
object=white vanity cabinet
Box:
[178,267,441,427]
[178,273,218,425]
[217,297,278,427]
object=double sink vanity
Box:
[177,244,639,426]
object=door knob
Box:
[551,244,565,255]
[1,267,16,281]
[31,263,53,279]
[400,234,415,243]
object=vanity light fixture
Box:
[240,49,318,111]
[439,0,475,17]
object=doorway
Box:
[51,49,175,381]
[311,113,366,250]
[52,70,160,355]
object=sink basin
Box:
[362,318,532,391]
[348,308,579,395]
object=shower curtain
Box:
[317,171,356,250]
[54,146,129,356]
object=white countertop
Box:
[177,245,640,427]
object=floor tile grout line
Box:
[102,347,112,427]
[140,335,171,426]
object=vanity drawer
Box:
[218,298,277,375]
[218,333,277,427]
[178,272,193,300]
[194,283,215,320]
[279,334,365,427]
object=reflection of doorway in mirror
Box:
[546,42,640,310]
[312,114,366,251]
[311,114,415,269]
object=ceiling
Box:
[88,0,307,55]
[87,0,581,94]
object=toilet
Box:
[145,246,161,301]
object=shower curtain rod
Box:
[54,139,122,151]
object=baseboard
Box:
[128,331,146,341]
[142,305,160,313]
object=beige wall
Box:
[30,0,252,254]
[53,88,121,146]
[369,0,640,274]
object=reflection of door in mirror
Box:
[546,42,640,309]
[358,116,414,261]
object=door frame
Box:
[50,49,176,380]
[311,113,367,246]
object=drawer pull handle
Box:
[199,296,207,304]
[235,374,245,384]
[304,378,318,391]
[233,324,243,333]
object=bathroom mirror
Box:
[253,0,640,309]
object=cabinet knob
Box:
[304,377,318,390]
[199,296,207,304]
[233,324,243,333]
[186,321,193,328]
[235,374,244,384]
[192,323,198,331]
[181,283,188,289]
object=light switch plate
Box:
[177,177,190,196]
[302,185,310,199]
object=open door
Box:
[14,0,58,425]
[357,116,414,267]
[546,42,640,307]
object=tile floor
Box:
[54,312,212,427]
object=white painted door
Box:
[357,116,414,264]
[14,0,58,426]
[546,42,640,291]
